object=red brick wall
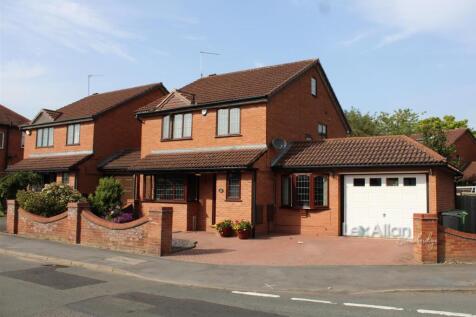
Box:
[0,126,24,174]
[141,201,188,232]
[413,213,438,263]
[428,168,455,213]
[438,227,476,263]
[7,200,173,256]
[453,131,476,166]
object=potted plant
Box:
[216,219,234,237]
[233,220,252,239]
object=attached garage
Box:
[343,174,428,239]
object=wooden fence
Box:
[456,194,476,233]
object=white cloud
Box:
[0,60,47,80]
[350,0,476,48]
[1,0,136,61]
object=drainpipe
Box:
[251,170,257,238]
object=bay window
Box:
[217,107,240,136]
[281,174,329,209]
[155,175,185,201]
[162,113,192,140]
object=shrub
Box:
[0,172,42,211]
[88,177,124,218]
[17,183,82,217]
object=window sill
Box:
[65,143,81,147]
[154,200,188,204]
[280,206,330,211]
[35,146,54,149]
[225,199,242,202]
[161,137,193,142]
[215,134,242,138]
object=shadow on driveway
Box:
[0,216,6,233]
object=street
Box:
[0,254,475,317]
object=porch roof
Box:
[6,154,91,173]
[273,135,461,173]
[132,145,267,172]
[99,149,140,173]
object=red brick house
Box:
[0,104,29,175]
[7,83,168,194]
[111,59,459,238]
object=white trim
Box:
[338,170,430,175]
[29,150,93,158]
[151,144,267,155]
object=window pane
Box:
[48,127,54,146]
[173,114,183,139]
[227,172,241,199]
[172,177,185,200]
[183,113,192,138]
[314,176,328,206]
[0,132,4,149]
[74,124,80,144]
[229,108,240,134]
[386,178,399,186]
[155,175,185,201]
[217,109,229,135]
[353,178,365,186]
[67,125,74,145]
[42,128,48,146]
[311,77,317,96]
[37,129,43,147]
[295,175,310,207]
[162,115,170,139]
[62,173,69,184]
[404,177,417,186]
[281,176,291,206]
[370,178,382,187]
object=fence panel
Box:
[456,195,476,233]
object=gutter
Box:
[21,116,94,130]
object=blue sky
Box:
[1,0,475,127]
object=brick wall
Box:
[413,213,438,263]
[0,126,24,174]
[6,200,172,256]
[453,131,476,166]
[437,227,476,263]
[428,168,456,213]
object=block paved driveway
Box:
[170,232,416,266]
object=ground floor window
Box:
[281,174,329,209]
[226,172,241,200]
[62,173,69,185]
[155,175,186,201]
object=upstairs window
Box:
[67,124,80,145]
[36,127,54,147]
[318,123,327,138]
[162,113,192,140]
[0,132,4,149]
[281,174,329,209]
[311,77,317,96]
[227,172,241,200]
[217,107,240,136]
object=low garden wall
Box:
[413,213,476,263]
[6,200,173,256]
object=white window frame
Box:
[311,77,317,96]
[217,107,240,136]
[36,127,54,147]
[66,124,80,145]
[318,123,327,137]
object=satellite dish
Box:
[271,138,287,150]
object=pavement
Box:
[171,231,415,266]
[1,233,476,295]
[2,254,476,317]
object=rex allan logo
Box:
[346,224,412,239]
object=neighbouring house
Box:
[102,58,458,238]
[0,104,29,175]
[413,128,476,184]
[7,83,168,194]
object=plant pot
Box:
[219,226,234,237]
[237,230,251,239]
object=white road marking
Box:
[417,309,476,317]
[291,297,335,304]
[343,302,404,311]
[231,291,280,298]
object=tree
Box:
[376,108,421,135]
[417,116,468,132]
[416,117,457,163]
[344,107,379,136]
[0,172,42,212]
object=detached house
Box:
[7,83,168,194]
[0,104,29,175]
[105,59,459,238]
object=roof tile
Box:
[7,154,91,172]
[0,104,29,126]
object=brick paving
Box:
[169,231,416,266]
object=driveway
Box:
[169,232,416,266]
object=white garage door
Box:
[343,174,428,239]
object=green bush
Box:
[0,172,42,211]
[88,177,124,218]
[17,183,82,217]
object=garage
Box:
[343,174,428,239]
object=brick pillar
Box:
[66,201,89,244]
[413,213,438,263]
[6,200,18,234]
[146,207,173,256]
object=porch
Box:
[168,231,416,266]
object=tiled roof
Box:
[132,146,267,171]
[26,83,166,126]
[6,154,91,172]
[137,59,317,113]
[99,149,140,172]
[462,161,476,181]
[274,135,452,169]
[0,104,29,126]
